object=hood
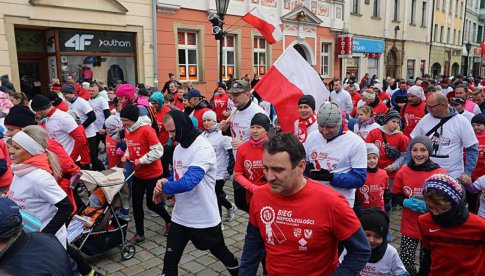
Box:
[149,92,165,111]
[168,109,199,148]
[194,99,212,110]
[432,107,459,119]
[127,115,152,133]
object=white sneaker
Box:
[148,210,159,217]
[226,204,237,222]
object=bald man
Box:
[410,92,478,200]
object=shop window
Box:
[367,57,379,78]
[253,37,267,76]
[223,35,236,80]
[407,59,415,79]
[346,57,360,79]
[60,56,135,87]
[420,60,426,76]
[321,43,331,77]
[178,31,199,81]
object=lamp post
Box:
[465,41,472,77]
[209,0,230,83]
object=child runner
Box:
[340,207,408,276]
[356,143,389,214]
[391,136,446,276]
[119,105,171,241]
[201,110,237,224]
[419,174,485,275]
[104,115,123,169]
[294,95,318,144]
[354,106,380,139]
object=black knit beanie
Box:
[250,113,271,131]
[46,90,63,106]
[359,207,389,238]
[298,95,316,111]
[471,113,485,125]
[4,106,36,128]
[30,95,53,111]
[384,109,401,124]
[120,105,139,122]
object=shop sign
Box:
[338,34,353,58]
[58,30,135,53]
[353,38,384,53]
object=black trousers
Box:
[87,136,105,171]
[216,179,232,217]
[233,180,249,213]
[162,222,239,276]
[132,176,171,236]
[67,245,91,275]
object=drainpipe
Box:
[428,0,435,76]
[153,0,159,90]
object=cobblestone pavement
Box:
[87,181,406,275]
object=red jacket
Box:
[0,140,13,190]
[234,141,267,203]
[472,133,485,181]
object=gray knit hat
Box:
[409,135,433,155]
[366,143,379,157]
[384,109,401,124]
[61,84,76,94]
[317,102,342,127]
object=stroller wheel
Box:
[121,244,136,260]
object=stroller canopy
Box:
[79,167,126,204]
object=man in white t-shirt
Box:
[30,94,88,163]
[154,110,239,276]
[331,80,354,115]
[219,80,267,213]
[62,84,105,171]
[304,102,367,207]
[88,82,110,154]
[410,92,478,183]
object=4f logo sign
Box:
[64,34,94,51]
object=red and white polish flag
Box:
[253,47,330,133]
[242,7,282,44]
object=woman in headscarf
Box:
[8,125,73,248]
[391,136,446,275]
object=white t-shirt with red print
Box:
[46,109,79,155]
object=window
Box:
[421,1,427,26]
[481,0,485,9]
[453,29,457,44]
[455,0,459,17]
[420,60,426,76]
[253,37,267,76]
[352,0,360,13]
[373,0,380,17]
[407,59,415,79]
[478,25,483,44]
[410,0,416,24]
[449,0,453,14]
[177,31,199,81]
[460,1,464,18]
[434,24,438,41]
[394,0,400,21]
[440,26,444,42]
[472,23,477,43]
[442,0,446,10]
[321,43,331,77]
[447,27,451,44]
[436,0,440,10]
[223,35,236,80]
[458,30,461,43]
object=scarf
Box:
[204,124,219,133]
[11,154,53,176]
[358,117,375,129]
[407,159,441,172]
[430,192,469,228]
[168,109,200,148]
[367,166,378,173]
[369,240,388,263]
[297,113,317,143]
[249,134,268,149]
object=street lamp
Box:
[465,41,472,77]
[209,0,230,83]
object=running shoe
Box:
[148,209,160,217]
[129,234,145,244]
[226,204,237,222]
[117,208,130,221]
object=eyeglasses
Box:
[425,103,442,110]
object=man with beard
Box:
[401,85,427,137]
[154,110,239,276]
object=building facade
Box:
[345,0,433,81]
[157,0,345,95]
[462,0,485,77]
[0,0,155,96]
[429,0,465,77]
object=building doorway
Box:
[386,49,397,78]
[451,63,460,77]
[431,62,442,78]
[292,43,313,65]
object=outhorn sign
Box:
[58,30,135,53]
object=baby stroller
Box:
[68,167,136,260]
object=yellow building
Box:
[0,0,155,95]
[429,0,464,77]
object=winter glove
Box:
[403,197,427,213]
[134,159,141,166]
[308,169,333,182]
[116,148,125,156]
